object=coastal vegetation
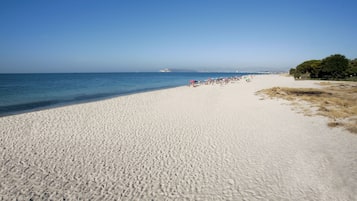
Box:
[289,54,357,81]
[280,54,357,133]
[258,82,357,134]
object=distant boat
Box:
[159,68,171,72]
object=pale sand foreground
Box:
[0,75,356,200]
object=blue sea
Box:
[0,72,250,116]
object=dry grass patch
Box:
[257,82,357,134]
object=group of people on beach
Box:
[189,75,253,87]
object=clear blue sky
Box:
[1,0,356,73]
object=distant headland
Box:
[159,68,197,73]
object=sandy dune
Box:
[0,75,356,200]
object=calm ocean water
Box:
[0,72,250,116]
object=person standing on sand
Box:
[189,80,195,87]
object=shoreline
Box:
[0,72,253,117]
[1,74,356,200]
[0,85,185,118]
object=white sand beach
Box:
[0,74,356,200]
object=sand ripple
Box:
[1,75,356,200]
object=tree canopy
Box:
[289,54,356,80]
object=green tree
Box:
[294,60,321,79]
[309,60,322,78]
[346,58,357,77]
[289,68,296,75]
[318,54,349,79]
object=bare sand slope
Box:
[1,75,356,200]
